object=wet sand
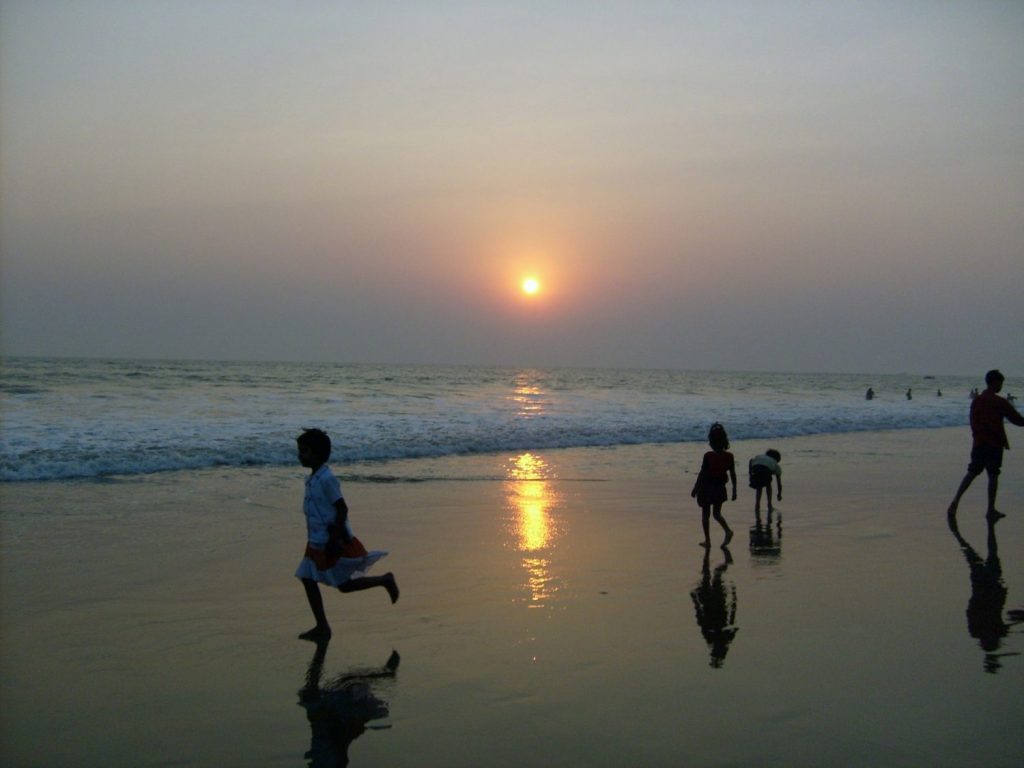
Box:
[2,427,1023,767]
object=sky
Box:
[1,1,1022,375]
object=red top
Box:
[700,450,735,483]
[971,390,1024,449]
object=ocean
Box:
[0,357,978,483]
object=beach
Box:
[2,426,1022,767]
[4,1,1022,764]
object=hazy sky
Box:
[2,1,1022,374]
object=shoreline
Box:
[1,357,978,483]
[0,422,975,487]
[2,426,1023,766]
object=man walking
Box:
[948,370,1024,520]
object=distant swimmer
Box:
[937,389,943,397]
[865,387,875,400]
[948,370,1024,521]
[906,388,913,400]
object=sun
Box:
[521,277,540,296]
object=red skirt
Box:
[296,536,386,587]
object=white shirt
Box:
[749,454,781,478]
[303,464,351,546]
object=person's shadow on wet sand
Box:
[749,508,782,562]
[691,546,739,668]
[298,638,400,767]
[948,514,1024,673]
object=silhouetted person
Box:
[947,515,1023,673]
[690,547,738,668]
[294,428,399,640]
[865,387,874,400]
[298,638,400,767]
[948,370,1024,520]
[691,422,737,548]
[748,449,782,513]
[906,388,912,400]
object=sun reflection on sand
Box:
[505,452,563,607]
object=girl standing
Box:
[691,422,737,548]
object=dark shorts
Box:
[749,465,773,489]
[696,482,728,508]
[967,444,1003,477]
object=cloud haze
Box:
[2,1,1022,374]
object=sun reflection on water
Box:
[510,372,546,419]
[505,452,563,608]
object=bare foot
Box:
[299,625,331,641]
[384,572,400,604]
[987,509,1006,521]
[723,530,734,546]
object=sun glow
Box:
[521,277,540,295]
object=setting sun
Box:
[522,277,540,295]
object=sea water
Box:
[0,357,977,482]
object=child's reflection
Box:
[691,547,739,668]
[749,509,782,563]
[298,639,400,767]
[948,514,1024,673]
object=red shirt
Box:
[970,390,1024,449]
[699,450,735,483]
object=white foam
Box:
[0,359,974,481]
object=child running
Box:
[691,422,737,548]
[295,428,399,640]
